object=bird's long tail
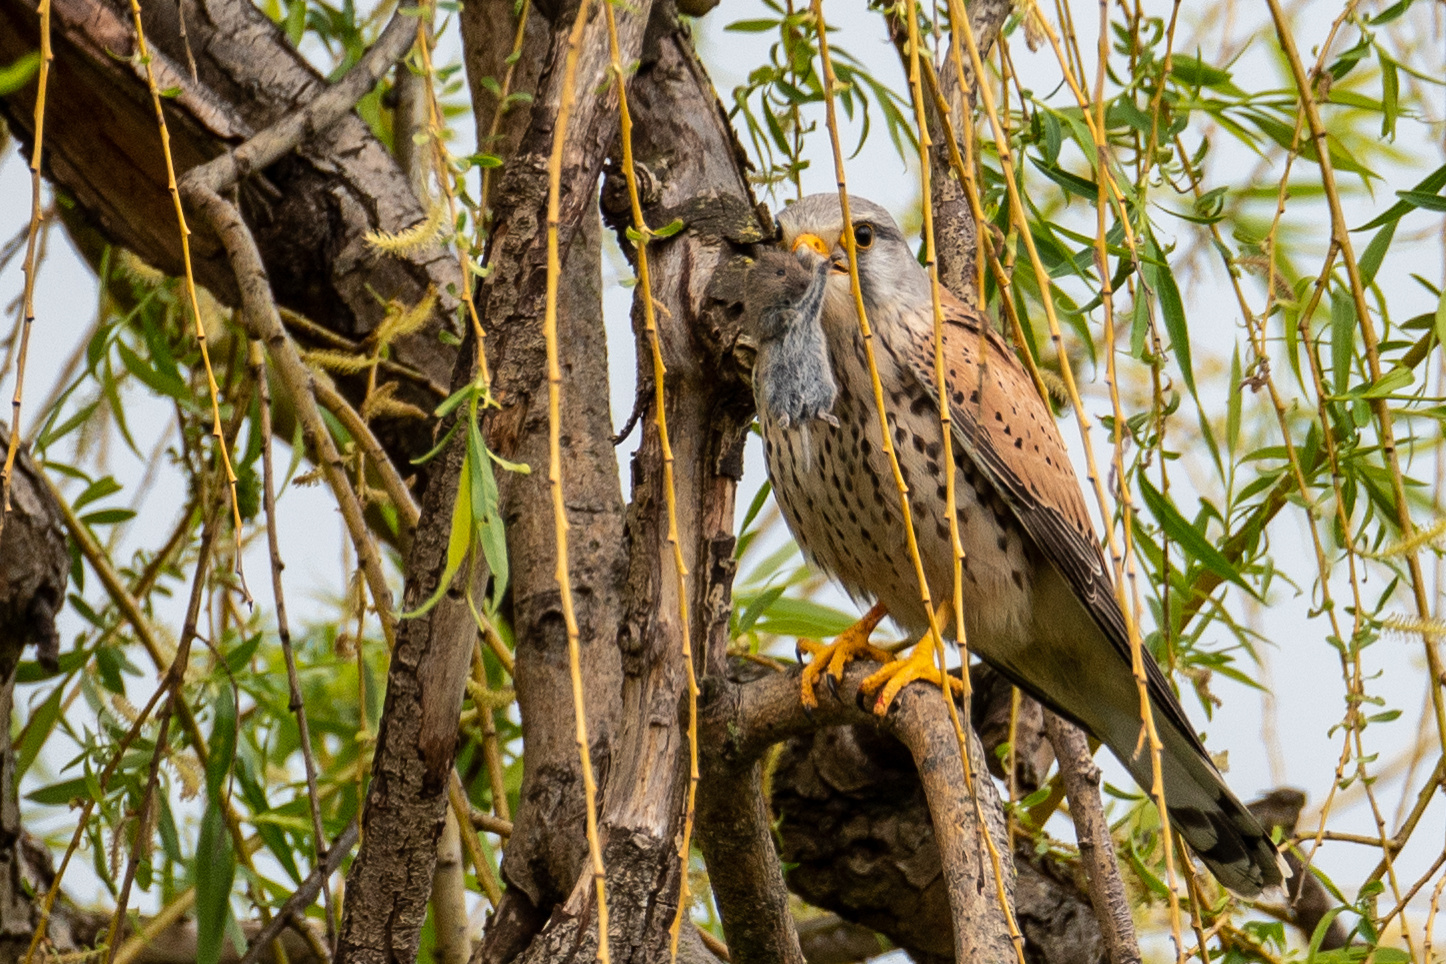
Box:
[1116,718,1290,898]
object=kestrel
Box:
[745,193,1287,897]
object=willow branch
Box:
[236,821,361,964]
[182,6,418,196]
[184,183,397,647]
[1042,711,1141,964]
[313,376,422,532]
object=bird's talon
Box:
[856,638,956,716]
[795,602,889,709]
[796,638,825,661]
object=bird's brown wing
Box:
[896,292,1210,760]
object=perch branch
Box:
[699,661,1016,963]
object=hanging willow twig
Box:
[600,6,699,960]
[541,0,610,957]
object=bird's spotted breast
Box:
[758,321,1036,650]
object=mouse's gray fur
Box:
[745,248,838,432]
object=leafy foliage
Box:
[3,0,1445,961]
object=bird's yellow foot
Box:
[799,602,891,709]
[859,637,964,716]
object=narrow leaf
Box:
[206,685,237,801]
[402,457,472,619]
[194,802,237,964]
[1138,476,1258,598]
[1142,245,1196,396]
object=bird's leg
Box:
[798,601,892,709]
[858,601,964,715]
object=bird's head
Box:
[773,193,931,327]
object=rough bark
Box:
[0,0,458,467]
[477,204,627,962]
[0,426,68,960]
[700,661,1018,964]
[0,426,65,680]
[0,678,34,964]
[340,0,653,957]
[512,8,763,960]
[331,330,478,962]
[457,3,627,958]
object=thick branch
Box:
[507,9,761,962]
[180,7,417,195]
[0,428,67,958]
[0,0,460,468]
[338,0,650,957]
[766,665,1111,964]
[701,662,1017,964]
[0,424,65,678]
[458,5,628,959]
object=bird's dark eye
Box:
[854,223,875,249]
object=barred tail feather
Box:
[1125,721,1290,898]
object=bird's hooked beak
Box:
[791,232,849,274]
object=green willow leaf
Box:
[1141,239,1196,397]
[1331,291,1355,394]
[0,52,39,96]
[402,453,472,619]
[194,801,237,964]
[206,686,238,801]
[1138,476,1257,598]
[468,418,509,610]
[1355,162,1446,230]
[1359,220,1396,287]
[1395,190,1446,213]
